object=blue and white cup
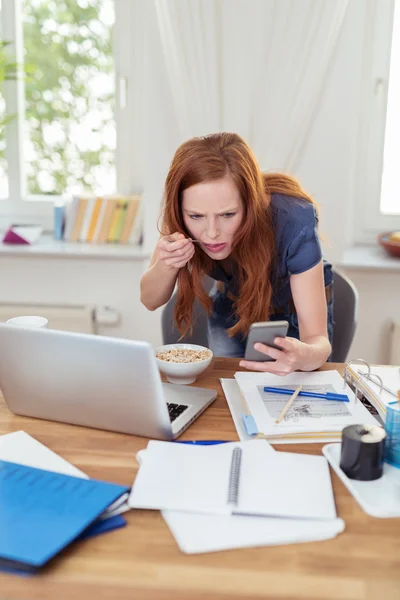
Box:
[384,404,400,468]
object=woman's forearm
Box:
[299,336,332,371]
[140,260,180,311]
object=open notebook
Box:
[128,440,337,521]
[221,370,381,444]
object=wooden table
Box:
[0,359,399,600]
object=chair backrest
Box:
[161,269,359,363]
[331,268,359,363]
[161,277,213,347]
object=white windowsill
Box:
[0,234,149,260]
[337,244,400,271]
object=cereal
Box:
[156,348,212,363]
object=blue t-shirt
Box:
[209,193,333,313]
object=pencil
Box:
[275,384,303,424]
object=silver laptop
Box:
[0,324,217,439]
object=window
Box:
[0,0,138,230]
[380,0,400,216]
[0,2,9,199]
[23,0,116,197]
[355,0,400,243]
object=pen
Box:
[175,440,229,445]
[263,386,349,402]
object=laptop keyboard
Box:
[167,402,189,422]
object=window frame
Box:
[0,0,137,232]
[354,0,400,244]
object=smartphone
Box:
[244,320,289,362]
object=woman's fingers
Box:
[238,359,293,376]
[164,244,195,267]
[159,237,191,253]
[253,342,283,361]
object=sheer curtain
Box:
[143,0,350,249]
[153,0,349,169]
[153,0,220,139]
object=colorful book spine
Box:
[112,201,128,243]
[70,198,88,242]
[86,197,103,242]
[119,195,141,244]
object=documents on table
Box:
[222,370,381,444]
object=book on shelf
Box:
[86,197,103,242]
[79,197,96,242]
[61,194,142,245]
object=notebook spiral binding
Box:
[227,447,242,505]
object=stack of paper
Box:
[222,370,381,444]
[129,440,344,554]
[0,431,129,573]
[345,365,400,421]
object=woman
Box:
[140,132,333,375]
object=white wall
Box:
[342,268,400,365]
[1,1,398,363]
[0,255,164,347]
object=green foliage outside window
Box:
[1,0,115,197]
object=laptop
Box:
[0,324,217,439]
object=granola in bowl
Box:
[154,344,213,384]
[156,347,212,363]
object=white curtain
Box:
[153,0,220,139]
[152,0,350,171]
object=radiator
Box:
[0,304,95,334]
[389,321,400,365]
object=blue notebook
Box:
[0,460,129,571]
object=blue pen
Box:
[263,386,349,402]
[175,440,229,445]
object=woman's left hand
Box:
[239,337,311,376]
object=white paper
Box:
[136,443,343,554]
[234,371,380,437]
[163,510,345,554]
[12,225,43,244]
[220,378,252,441]
[130,440,273,516]
[0,430,86,476]
[129,439,337,521]
[237,451,336,520]
[0,431,130,517]
[221,378,341,444]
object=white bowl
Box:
[155,343,213,385]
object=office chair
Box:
[161,277,213,347]
[161,269,359,363]
[330,268,359,363]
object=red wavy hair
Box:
[161,132,317,338]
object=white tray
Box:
[322,443,400,518]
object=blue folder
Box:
[0,460,129,572]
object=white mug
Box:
[6,316,48,328]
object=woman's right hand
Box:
[157,232,195,269]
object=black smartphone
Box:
[244,320,289,362]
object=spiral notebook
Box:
[128,440,337,521]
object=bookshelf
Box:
[0,234,149,261]
[58,194,143,246]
